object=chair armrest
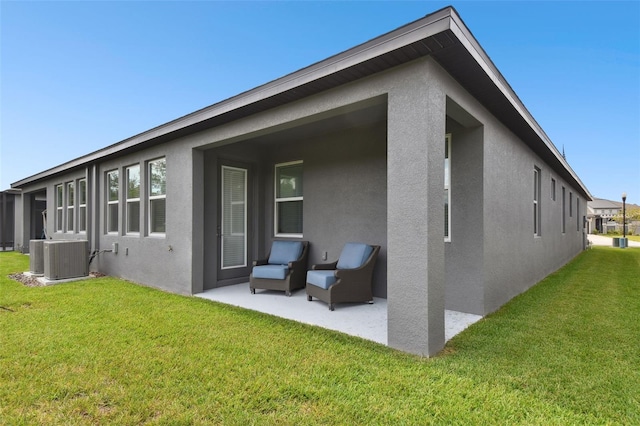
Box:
[335,268,367,281]
[253,258,269,267]
[311,261,338,270]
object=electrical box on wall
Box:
[112,242,118,254]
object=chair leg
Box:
[368,300,374,304]
[307,295,312,301]
[250,288,255,294]
[329,303,335,311]
[285,290,292,297]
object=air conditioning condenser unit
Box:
[43,240,89,280]
[29,240,45,275]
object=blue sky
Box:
[1,1,639,204]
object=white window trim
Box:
[78,178,87,233]
[562,186,566,234]
[445,134,452,242]
[66,181,75,233]
[274,160,303,238]
[221,165,248,270]
[106,170,119,235]
[55,184,63,233]
[126,164,141,235]
[148,158,166,236]
[534,166,541,237]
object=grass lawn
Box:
[598,234,640,243]
[1,248,639,424]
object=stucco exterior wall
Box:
[10,54,588,357]
[95,144,196,295]
[200,121,388,296]
[445,118,485,315]
[426,59,586,316]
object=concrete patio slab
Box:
[196,283,482,346]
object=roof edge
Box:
[12,7,457,188]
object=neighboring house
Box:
[9,7,590,356]
[588,198,639,235]
[0,189,21,251]
[587,198,622,233]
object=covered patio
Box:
[196,284,482,345]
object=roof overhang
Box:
[11,6,591,200]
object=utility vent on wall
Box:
[29,240,45,275]
[43,240,89,280]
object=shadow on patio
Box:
[196,283,482,345]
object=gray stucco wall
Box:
[428,60,586,317]
[201,120,388,296]
[386,61,446,356]
[95,144,196,295]
[445,118,485,315]
[11,55,588,357]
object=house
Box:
[9,7,590,357]
[588,198,639,235]
[587,198,623,234]
[0,189,22,251]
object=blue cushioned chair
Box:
[250,240,309,296]
[306,243,380,311]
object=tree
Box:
[613,206,640,235]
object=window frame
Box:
[562,186,566,234]
[106,170,119,234]
[445,133,452,242]
[78,178,87,233]
[125,164,141,235]
[551,177,556,201]
[533,166,541,237]
[221,165,248,269]
[569,192,573,217]
[66,181,75,233]
[274,160,303,238]
[148,157,167,236]
[55,184,63,233]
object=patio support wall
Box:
[387,72,446,357]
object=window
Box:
[78,179,87,233]
[562,186,566,233]
[149,158,166,234]
[107,170,119,233]
[569,192,573,217]
[55,184,63,232]
[274,161,303,236]
[126,165,141,234]
[66,182,75,232]
[445,134,452,241]
[577,197,580,231]
[221,166,247,269]
[533,167,541,236]
[551,178,556,201]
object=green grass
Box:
[599,233,640,242]
[1,248,639,424]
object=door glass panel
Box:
[221,166,247,269]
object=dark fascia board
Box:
[12,7,454,188]
[11,6,591,201]
[1,188,21,195]
[445,11,591,200]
